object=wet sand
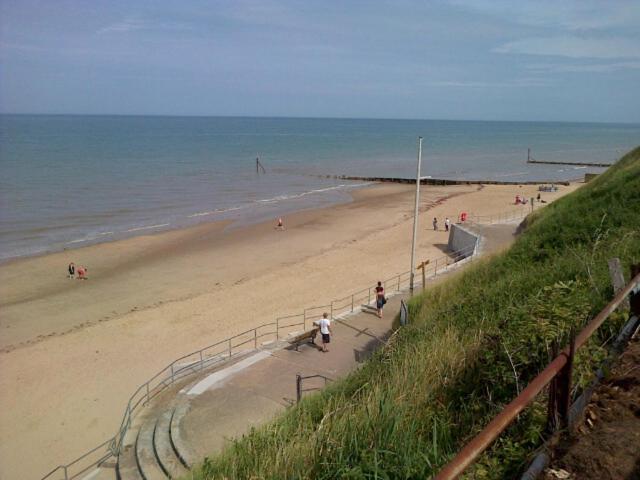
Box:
[0,182,579,479]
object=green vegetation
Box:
[188,147,640,479]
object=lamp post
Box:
[409,136,423,295]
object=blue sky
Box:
[1,0,639,122]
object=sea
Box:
[1,115,638,261]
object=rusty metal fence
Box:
[434,268,640,480]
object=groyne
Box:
[336,175,571,186]
[526,159,613,167]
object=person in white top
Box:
[445,217,451,232]
[318,313,333,352]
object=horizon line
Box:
[1,112,639,126]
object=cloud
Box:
[97,16,192,35]
[216,0,302,30]
[494,36,640,59]
[526,61,640,73]
[448,0,640,31]
[426,78,550,88]
[0,42,49,53]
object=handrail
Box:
[434,271,640,480]
[40,218,488,479]
[296,373,334,403]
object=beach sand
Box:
[0,182,578,479]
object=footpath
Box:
[79,222,519,480]
[180,294,405,462]
[102,294,409,480]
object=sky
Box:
[1,0,639,122]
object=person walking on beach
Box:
[432,217,438,231]
[445,217,451,232]
[375,281,386,318]
[68,262,75,279]
[318,313,332,352]
[276,217,285,230]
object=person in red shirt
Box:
[77,266,88,279]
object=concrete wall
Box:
[447,224,479,258]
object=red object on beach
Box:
[460,212,467,222]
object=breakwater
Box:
[337,176,571,186]
[526,159,613,167]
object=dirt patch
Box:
[543,331,640,480]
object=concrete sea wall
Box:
[447,224,479,259]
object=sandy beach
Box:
[0,181,578,479]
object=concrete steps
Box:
[113,351,268,480]
[170,403,198,469]
[117,442,143,480]
[115,406,190,480]
[136,419,166,480]
[154,410,188,478]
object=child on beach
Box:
[68,262,75,279]
[432,217,438,231]
[445,217,451,232]
[77,266,88,279]
[276,217,285,230]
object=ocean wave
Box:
[66,231,115,244]
[254,183,372,204]
[125,223,170,233]
[493,171,529,178]
[188,182,372,216]
[188,206,246,218]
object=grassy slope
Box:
[188,147,640,480]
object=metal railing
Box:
[296,374,333,403]
[40,213,502,479]
[273,243,478,340]
[451,206,536,226]
[434,268,640,480]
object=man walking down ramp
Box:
[318,313,333,352]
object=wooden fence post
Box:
[557,330,575,429]
[546,330,575,432]
[546,342,558,433]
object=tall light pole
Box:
[409,136,423,295]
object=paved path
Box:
[178,293,405,462]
